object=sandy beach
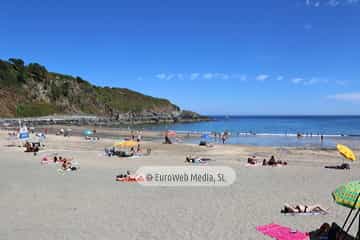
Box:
[1,128,359,240]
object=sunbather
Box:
[116,170,132,179]
[268,155,277,165]
[115,170,143,182]
[185,155,211,163]
[248,156,257,165]
[281,203,327,213]
[263,156,288,166]
[325,163,350,170]
[24,142,40,154]
[134,148,152,156]
[199,141,214,147]
[61,158,77,171]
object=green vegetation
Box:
[0,57,182,117]
[16,103,58,117]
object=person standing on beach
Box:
[137,131,142,142]
[221,133,226,144]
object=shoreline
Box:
[3,124,360,150]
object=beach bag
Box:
[328,223,356,240]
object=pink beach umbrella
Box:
[166,130,176,137]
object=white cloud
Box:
[203,73,213,80]
[216,73,230,80]
[156,72,235,81]
[291,77,329,85]
[328,92,360,101]
[202,73,230,80]
[303,78,320,85]
[305,0,358,7]
[166,74,175,80]
[155,73,167,80]
[190,73,200,80]
[154,73,342,87]
[238,74,247,81]
[291,78,304,84]
[256,74,269,81]
[176,73,184,80]
[328,0,340,7]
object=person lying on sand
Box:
[199,141,214,147]
[185,155,212,163]
[116,170,132,179]
[247,156,257,165]
[134,148,152,157]
[116,170,144,182]
[281,203,327,213]
[325,163,350,170]
[263,156,287,166]
[61,158,78,171]
[24,142,39,153]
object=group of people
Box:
[24,141,40,153]
[41,155,78,171]
[130,130,142,142]
[247,155,288,166]
[297,132,324,141]
[213,131,229,144]
[105,135,151,158]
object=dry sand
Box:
[0,128,359,239]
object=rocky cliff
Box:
[0,58,207,124]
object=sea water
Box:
[139,116,360,148]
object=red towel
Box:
[256,223,309,240]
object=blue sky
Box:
[1,0,360,115]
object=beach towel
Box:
[116,176,145,182]
[256,223,309,240]
[186,161,208,165]
[245,163,262,167]
[282,211,327,216]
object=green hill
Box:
[0,58,189,120]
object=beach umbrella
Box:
[201,134,211,140]
[332,181,360,236]
[83,129,93,136]
[113,140,138,148]
[201,134,209,139]
[337,144,357,161]
[333,181,360,209]
[166,130,176,137]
